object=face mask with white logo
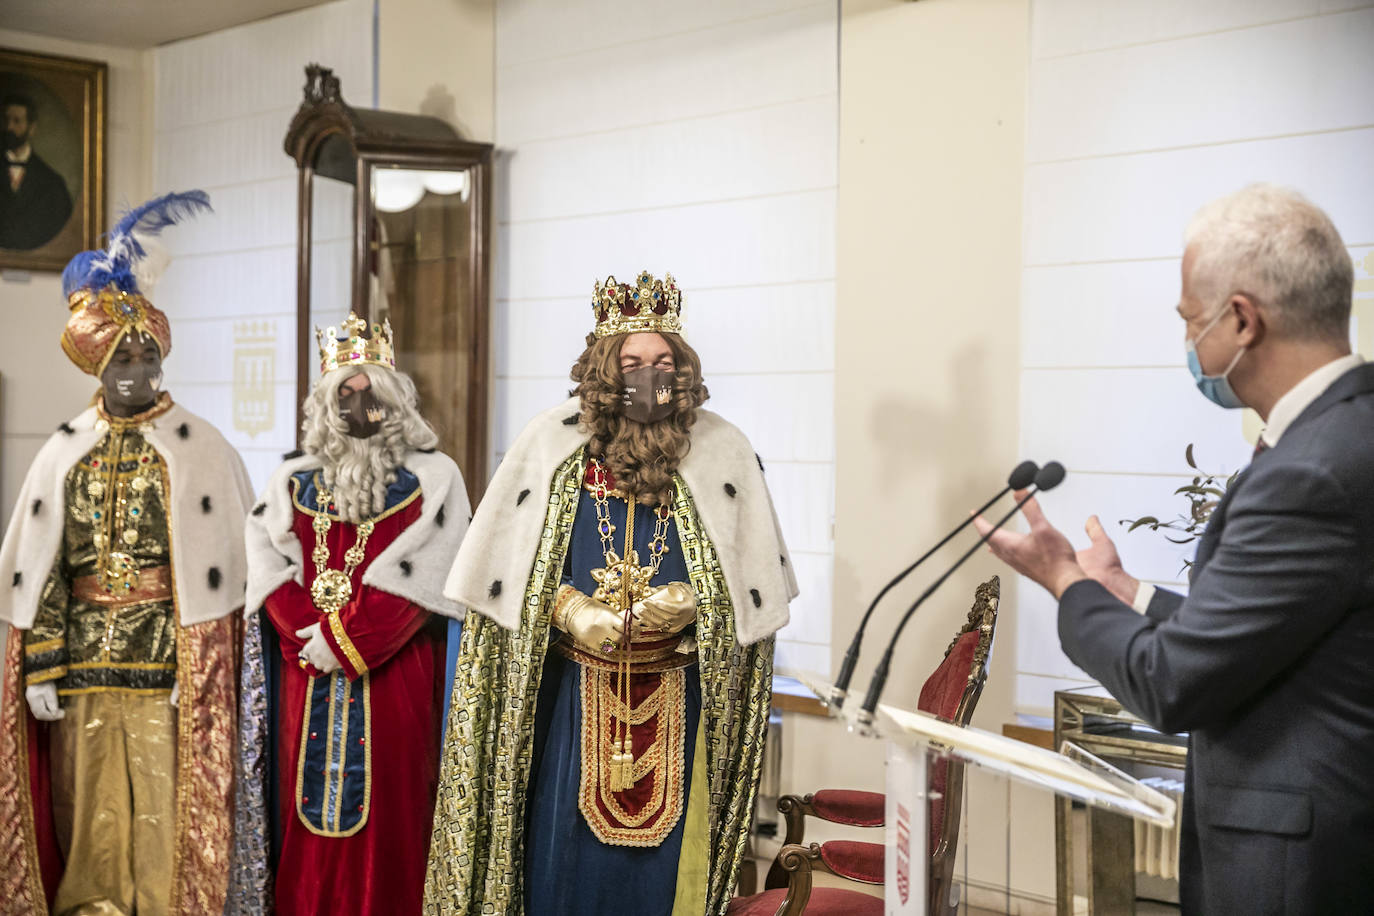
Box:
[620,366,676,424]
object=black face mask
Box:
[620,366,676,424]
[339,385,387,438]
[100,333,163,417]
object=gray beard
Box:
[318,435,398,523]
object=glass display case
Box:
[284,64,493,502]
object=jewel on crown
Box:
[591,270,684,339]
[316,312,396,374]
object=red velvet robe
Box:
[264,490,444,916]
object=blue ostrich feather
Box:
[64,190,212,298]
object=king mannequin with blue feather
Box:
[0,192,254,915]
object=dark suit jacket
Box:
[1059,363,1374,916]
[0,151,73,250]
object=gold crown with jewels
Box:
[316,312,396,374]
[591,270,684,339]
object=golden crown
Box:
[316,312,396,374]
[591,270,684,339]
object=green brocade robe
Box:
[424,451,774,916]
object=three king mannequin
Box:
[0,191,252,916]
[426,271,798,916]
[230,313,470,916]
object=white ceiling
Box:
[2,0,337,49]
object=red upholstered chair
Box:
[731,576,1001,916]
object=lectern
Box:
[796,675,1176,914]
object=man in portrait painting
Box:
[0,91,74,250]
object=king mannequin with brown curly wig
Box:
[426,272,798,916]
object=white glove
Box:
[25,683,64,721]
[295,622,343,674]
[169,681,180,708]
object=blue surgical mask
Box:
[1185,305,1246,409]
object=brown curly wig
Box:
[570,332,709,505]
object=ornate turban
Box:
[58,190,212,376]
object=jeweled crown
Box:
[591,270,684,339]
[316,312,396,374]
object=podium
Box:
[794,675,1176,915]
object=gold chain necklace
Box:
[586,459,672,609]
[309,482,375,615]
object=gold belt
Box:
[554,635,698,673]
[72,565,173,607]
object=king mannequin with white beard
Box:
[229,313,470,916]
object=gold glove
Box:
[553,585,626,654]
[633,582,697,636]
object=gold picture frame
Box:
[0,47,106,272]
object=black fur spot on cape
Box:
[58,422,75,435]
[488,580,502,598]
[517,488,531,506]
[208,567,222,590]
[282,449,305,461]
[400,560,413,577]
[756,453,766,473]
[12,572,20,587]
[251,503,267,517]
[562,414,580,426]
[418,447,437,454]
[177,423,190,439]
[436,505,446,527]
[780,555,787,566]
[724,483,737,498]
[201,495,212,513]
[750,588,761,608]
[31,499,42,516]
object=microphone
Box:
[829,460,1039,708]
[855,461,1066,727]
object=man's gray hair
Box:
[301,364,439,522]
[1184,183,1352,342]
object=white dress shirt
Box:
[1131,353,1366,614]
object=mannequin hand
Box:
[294,622,343,674]
[169,681,180,708]
[25,683,64,721]
[555,589,626,655]
[633,582,697,636]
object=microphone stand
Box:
[830,460,1038,708]
[856,463,1065,727]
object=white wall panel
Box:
[1029,9,1374,163]
[496,0,829,73]
[499,190,836,300]
[499,4,835,148]
[1030,0,1373,61]
[1021,260,1184,368]
[1025,128,1374,267]
[155,108,299,190]
[1020,367,1254,475]
[503,97,837,223]
[493,298,590,379]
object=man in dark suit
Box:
[978,184,1373,915]
[1,92,74,250]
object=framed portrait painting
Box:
[0,47,106,272]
